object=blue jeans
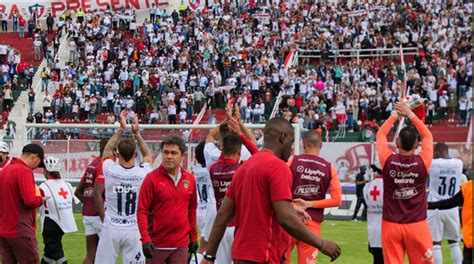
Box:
[29,101,34,114]
[19,26,24,38]
[13,21,18,32]
[42,79,49,92]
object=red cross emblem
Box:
[370,185,380,201]
[58,188,68,199]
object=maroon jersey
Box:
[210,158,241,226]
[80,157,102,216]
[382,154,428,223]
[290,154,332,222]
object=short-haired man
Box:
[209,119,259,263]
[138,135,199,263]
[428,181,472,264]
[202,117,341,263]
[0,141,11,172]
[285,130,342,263]
[202,111,256,246]
[427,142,464,264]
[376,102,434,263]
[94,111,153,264]
[0,143,46,263]
[74,138,109,264]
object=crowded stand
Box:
[0,0,471,143]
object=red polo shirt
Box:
[0,158,43,238]
[137,165,197,247]
[226,150,292,263]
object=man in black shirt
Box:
[352,165,369,221]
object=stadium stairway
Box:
[6,29,68,155]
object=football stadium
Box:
[0,0,471,263]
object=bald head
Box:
[263,117,294,141]
[303,130,322,150]
[263,117,295,162]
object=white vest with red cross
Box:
[39,179,78,233]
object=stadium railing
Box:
[296,47,419,64]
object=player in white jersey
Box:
[95,111,153,264]
[427,143,463,264]
[192,141,211,263]
[363,165,384,264]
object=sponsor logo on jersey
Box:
[110,217,137,225]
[295,184,321,196]
[113,184,138,193]
[393,187,418,200]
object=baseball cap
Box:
[22,143,45,168]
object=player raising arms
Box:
[376,102,434,264]
[95,111,153,264]
[427,142,464,264]
[285,130,342,264]
[74,138,109,264]
[209,116,259,263]
[202,117,340,263]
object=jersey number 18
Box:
[117,191,137,216]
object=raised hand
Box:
[132,115,140,135]
[119,110,128,130]
[228,117,242,135]
[394,102,413,117]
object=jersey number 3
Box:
[117,191,137,216]
[438,176,456,196]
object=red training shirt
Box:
[226,149,292,263]
[80,157,103,216]
[0,158,43,238]
[137,165,198,247]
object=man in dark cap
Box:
[0,143,46,263]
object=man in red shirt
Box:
[74,138,109,264]
[202,117,341,263]
[137,135,198,263]
[0,143,46,263]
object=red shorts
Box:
[382,220,434,264]
[0,236,39,264]
[284,220,322,264]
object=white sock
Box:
[449,242,463,264]
[433,244,443,264]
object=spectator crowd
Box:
[3,0,468,141]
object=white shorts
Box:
[95,226,145,264]
[427,208,461,242]
[216,226,234,264]
[83,216,102,236]
[203,202,217,241]
[197,213,206,235]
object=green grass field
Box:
[36,214,453,263]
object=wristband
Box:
[203,254,216,261]
[407,113,415,119]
